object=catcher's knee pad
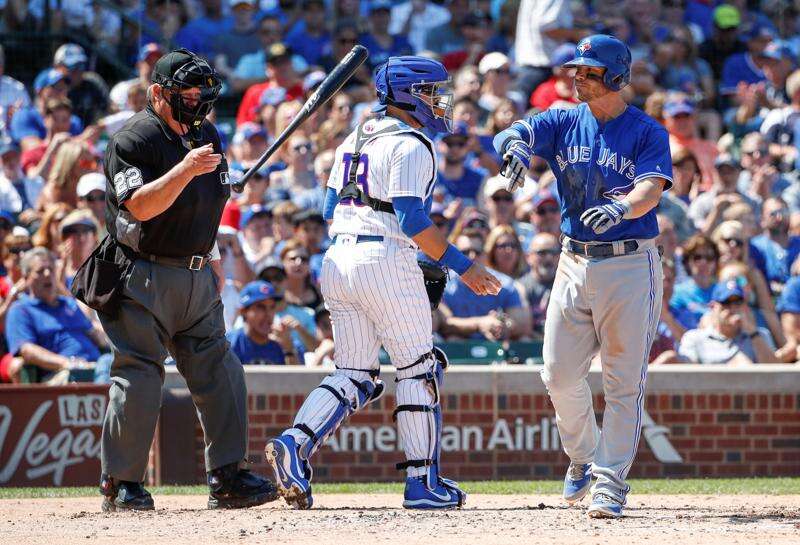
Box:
[394,349,448,489]
[290,368,384,459]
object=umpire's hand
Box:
[461,262,502,296]
[181,143,221,178]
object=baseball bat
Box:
[231,45,369,193]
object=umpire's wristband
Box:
[440,244,472,276]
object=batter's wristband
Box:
[440,244,472,276]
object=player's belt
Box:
[331,235,385,244]
[564,238,639,258]
[138,252,212,270]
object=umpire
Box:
[88,49,277,511]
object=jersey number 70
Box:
[340,152,370,206]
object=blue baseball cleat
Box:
[264,435,313,509]
[587,492,624,518]
[402,476,466,509]
[563,462,593,504]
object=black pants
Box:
[99,259,247,482]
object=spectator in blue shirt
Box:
[776,275,800,362]
[359,0,413,69]
[441,232,530,340]
[436,123,486,206]
[671,234,720,329]
[5,247,110,382]
[174,0,233,59]
[719,22,775,95]
[284,0,331,66]
[226,281,299,365]
[751,197,800,293]
[10,69,82,149]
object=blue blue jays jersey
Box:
[517,103,673,242]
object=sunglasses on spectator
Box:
[495,242,518,251]
[536,206,560,215]
[466,220,488,229]
[8,245,31,255]
[690,253,716,262]
[769,209,788,218]
[535,248,560,257]
[720,297,744,308]
[744,148,769,157]
[443,139,467,148]
[293,143,313,153]
[64,225,96,236]
[287,254,309,263]
[491,68,511,75]
[462,248,481,258]
[82,193,106,202]
[491,194,514,203]
[722,237,743,247]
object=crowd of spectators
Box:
[2,0,800,383]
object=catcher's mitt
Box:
[418,258,449,310]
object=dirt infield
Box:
[3,494,799,545]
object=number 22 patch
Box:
[113,167,143,195]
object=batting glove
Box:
[501,140,532,193]
[580,201,631,235]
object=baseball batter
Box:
[494,35,673,518]
[264,56,500,510]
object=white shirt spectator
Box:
[0,171,43,215]
[389,1,451,54]
[514,0,573,68]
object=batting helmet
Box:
[563,35,632,92]
[373,56,453,134]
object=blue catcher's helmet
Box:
[563,34,632,92]
[373,56,453,134]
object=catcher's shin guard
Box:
[393,347,450,488]
[287,369,385,460]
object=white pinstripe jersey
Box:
[326,116,436,243]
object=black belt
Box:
[565,239,639,258]
[139,252,212,270]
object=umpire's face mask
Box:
[164,85,219,136]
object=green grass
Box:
[1,478,798,499]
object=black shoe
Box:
[100,474,155,512]
[207,463,280,509]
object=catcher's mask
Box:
[151,48,221,138]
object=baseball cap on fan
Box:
[711,280,745,304]
[138,43,164,64]
[77,172,107,198]
[662,97,696,118]
[238,280,283,308]
[54,43,88,69]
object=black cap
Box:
[152,48,217,90]
[292,209,325,227]
[266,42,292,64]
[463,10,492,26]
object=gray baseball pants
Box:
[541,239,662,502]
[99,259,248,482]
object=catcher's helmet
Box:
[563,35,632,92]
[151,48,221,136]
[373,56,453,134]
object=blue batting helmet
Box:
[563,34,632,92]
[373,56,453,134]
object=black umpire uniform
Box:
[91,49,276,511]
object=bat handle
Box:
[232,181,245,193]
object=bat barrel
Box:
[231,45,369,193]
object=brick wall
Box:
[157,366,800,484]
